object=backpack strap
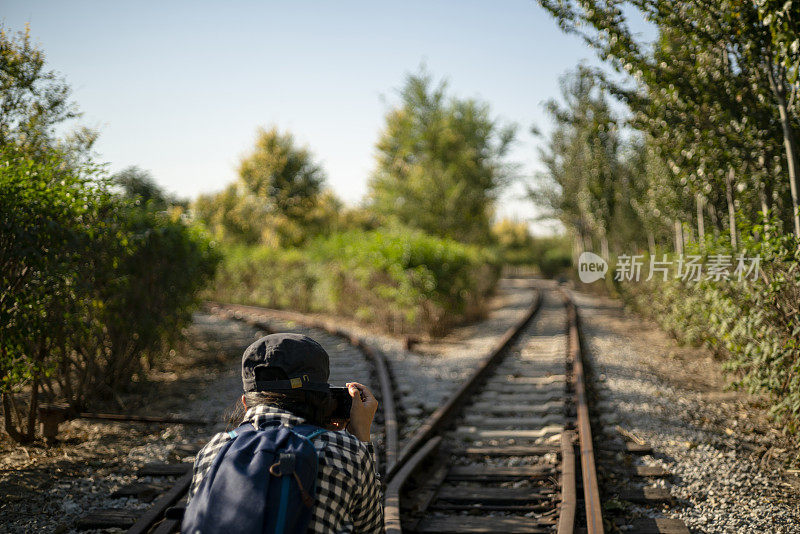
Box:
[301,428,328,441]
[265,425,328,517]
[289,424,328,442]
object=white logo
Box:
[577,252,608,283]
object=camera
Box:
[329,387,352,421]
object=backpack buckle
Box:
[269,452,296,477]
[269,452,315,507]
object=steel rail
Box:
[78,412,210,425]
[126,472,192,534]
[557,430,577,534]
[384,437,442,534]
[562,290,604,534]
[385,288,542,482]
[381,286,543,533]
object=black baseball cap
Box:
[242,333,331,393]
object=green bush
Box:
[210,227,500,335]
[1,147,99,409]
[538,246,572,278]
[490,220,573,276]
[1,145,218,440]
[211,245,317,311]
[63,204,219,396]
[617,220,800,432]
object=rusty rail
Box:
[382,286,603,534]
[38,404,210,442]
[381,287,543,531]
[562,290,604,534]
[126,472,192,534]
[384,437,442,534]
[557,430,577,534]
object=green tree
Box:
[492,218,536,265]
[1,26,219,440]
[537,0,800,239]
[238,127,325,222]
[59,200,218,399]
[368,71,516,244]
[194,127,333,248]
[113,166,177,210]
[0,145,102,441]
[0,25,78,152]
[1,145,219,441]
[193,183,263,245]
[531,68,627,258]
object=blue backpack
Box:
[182,421,327,534]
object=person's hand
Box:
[345,382,378,443]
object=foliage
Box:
[618,220,800,430]
[192,116,504,336]
[534,2,800,430]
[238,127,325,221]
[537,0,800,240]
[531,67,626,257]
[113,165,183,210]
[533,236,573,278]
[368,70,517,244]
[193,127,337,248]
[0,145,218,441]
[194,183,262,245]
[63,201,219,398]
[211,227,500,336]
[490,219,572,276]
[492,219,536,265]
[755,0,800,87]
[0,146,101,404]
[0,25,78,152]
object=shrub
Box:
[539,246,572,278]
[210,227,500,335]
[1,145,218,441]
[617,220,800,432]
[1,146,99,441]
[211,245,317,311]
[57,204,219,399]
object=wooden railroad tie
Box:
[38,402,210,442]
[74,463,192,531]
[626,517,691,534]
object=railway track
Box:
[77,279,609,533]
[382,283,603,534]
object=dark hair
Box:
[226,368,334,429]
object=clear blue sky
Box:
[3,1,652,234]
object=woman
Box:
[186,332,383,533]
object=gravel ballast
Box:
[570,288,800,533]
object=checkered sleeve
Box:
[187,431,229,501]
[349,441,383,533]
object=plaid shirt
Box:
[186,405,383,534]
